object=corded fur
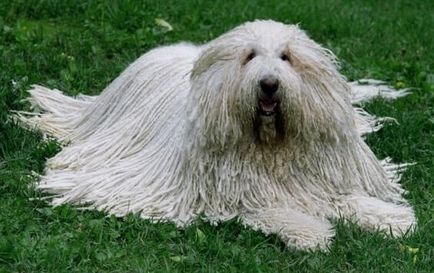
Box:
[15,20,416,250]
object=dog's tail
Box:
[350,79,411,136]
[350,79,411,104]
[12,85,95,141]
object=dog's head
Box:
[189,20,354,149]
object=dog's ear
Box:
[191,24,253,81]
[285,25,351,100]
[188,35,246,149]
[285,25,341,77]
[280,25,356,141]
[191,41,237,81]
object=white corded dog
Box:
[16,20,416,250]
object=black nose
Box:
[260,77,279,96]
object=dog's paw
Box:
[241,208,335,251]
[374,204,416,237]
[340,194,416,237]
[280,219,335,251]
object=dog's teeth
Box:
[260,101,277,112]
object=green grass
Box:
[1,0,433,272]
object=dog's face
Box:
[189,20,354,148]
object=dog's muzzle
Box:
[258,76,279,116]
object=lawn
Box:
[1,0,433,272]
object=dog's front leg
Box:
[240,207,334,251]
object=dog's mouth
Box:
[254,98,285,143]
[258,99,278,116]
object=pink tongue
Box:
[260,101,277,112]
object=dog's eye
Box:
[280,53,291,63]
[244,51,256,64]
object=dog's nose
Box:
[260,77,279,96]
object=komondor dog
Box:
[16,20,416,250]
